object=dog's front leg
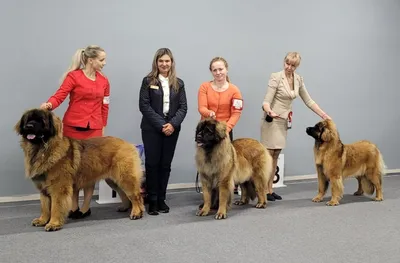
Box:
[196,175,212,216]
[32,192,51,227]
[44,187,72,231]
[326,175,344,206]
[312,164,329,202]
[215,178,233,220]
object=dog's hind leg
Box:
[117,171,145,220]
[365,169,383,201]
[234,182,250,206]
[32,192,51,227]
[105,179,131,212]
[353,176,364,196]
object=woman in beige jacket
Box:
[261,52,331,201]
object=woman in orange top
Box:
[196,56,243,209]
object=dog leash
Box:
[195,172,201,193]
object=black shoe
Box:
[157,200,170,213]
[267,193,276,201]
[271,192,282,200]
[147,200,159,216]
[80,208,92,218]
[68,208,83,219]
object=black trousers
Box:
[142,129,180,202]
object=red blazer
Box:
[47,69,110,129]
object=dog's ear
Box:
[47,111,56,137]
[321,127,332,142]
[47,111,63,138]
[215,121,227,140]
[14,114,26,135]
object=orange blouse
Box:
[197,81,243,133]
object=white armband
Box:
[232,98,243,110]
[103,96,110,104]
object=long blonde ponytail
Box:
[59,45,105,84]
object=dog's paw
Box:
[130,211,143,220]
[312,196,324,202]
[31,217,48,227]
[196,209,210,217]
[44,222,62,232]
[214,211,227,220]
[373,197,384,202]
[353,190,364,196]
[326,200,339,206]
[234,200,247,206]
[116,206,129,212]
[255,202,267,209]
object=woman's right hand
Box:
[40,102,52,110]
[268,110,279,118]
[209,111,216,118]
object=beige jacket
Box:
[262,70,316,119]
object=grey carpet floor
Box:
[1,175,400,263]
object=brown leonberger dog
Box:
[195,118,273,220]
[306,119,385,206]
[14,108,145,231]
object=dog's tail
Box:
[377,150,387,186]
[242,181,257,201]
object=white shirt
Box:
[159,74,170,115]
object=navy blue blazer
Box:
[139,76,187,132]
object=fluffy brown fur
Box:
[14,108,145,231]
[195,118,273,219]
[306,119,385,206]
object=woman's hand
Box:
[268,110,279,118]
[209,111,216,118]
[162,123,174,136]
[40,102,52,110]
[322,114,331,120]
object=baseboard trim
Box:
[1,169,399,204]
[0,190,99,204]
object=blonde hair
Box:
[284,52,301,68]
[209,57,230,82]
[146,48,179,92]
[59,45,105,84]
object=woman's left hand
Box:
[162,123,174,136]
[322,114,331,120]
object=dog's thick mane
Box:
[195,119,237,173]
[15,109,82,178]
[315,121,346,162]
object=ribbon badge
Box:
[287,111,293,129]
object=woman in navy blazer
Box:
[139,48,188,215]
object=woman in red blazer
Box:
[40,45,110,219]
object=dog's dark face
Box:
[15,108,58,145]
[306,121,325,141]
[306,119,335,143]
[195,118,227,149]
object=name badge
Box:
[150,85,159,90]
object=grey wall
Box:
[1,0,399,197]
